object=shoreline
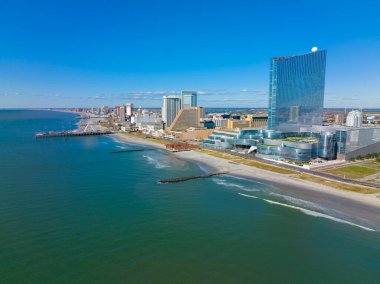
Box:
[110,132,380,228]
[110,133,380,206]
[175,150,380,207]
[175,151,380,225]
[110,133,167,149]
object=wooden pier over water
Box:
[159,172,228,184]
[35,130,113,139]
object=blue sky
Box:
[0,0,379,108]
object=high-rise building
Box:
[114,106,120,117]
[100,106,109,114]
[119,106,126,121]
[181,91,197,108]
[126,103,133,116]
[162,96,181,128]
[268,48,327,131]
[334,113,345,125]
[168,107,204,131]
[346,110,363,127]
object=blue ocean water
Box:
[0,109,380,283]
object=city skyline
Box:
[1,0,380,108]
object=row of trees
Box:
[350,152,380,162]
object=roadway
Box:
[208,148,380,189]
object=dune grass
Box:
[297,173,379,194]
[196,149,296,175]
[362,161,380,170]
[323,165,377,179]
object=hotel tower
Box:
[268,48,327,131]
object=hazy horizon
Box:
[1,0,379,108]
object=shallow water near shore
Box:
[1,109,380,283]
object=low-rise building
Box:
[169,128,214,141]
[131,111,161,124]
[213,117,228,128]
[227,119,252,129]
[202,129,261,149]
[251,115,268,128]
[203,129,339,162]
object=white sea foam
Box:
[269,193,326,212]
[238,193,258,199]
[109,137,130,145]
[262,199,376,232]
[224,174,265,185]
[116,145,127,149]
[143,155,170,169]
[213,178,259,192]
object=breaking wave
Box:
[143,155,170,169]
[263,199,376,232]
[109,137,130,145]
[224,174,265,185]
[212,178,259,192]
[269,193,326,212]
[115,145,127,150]
[238,193,258,199]
[238,193,376,232]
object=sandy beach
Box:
[111,133,380,228]
[111,133,167,149]
[176,151,380,206]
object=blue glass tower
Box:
[268,49,327,131]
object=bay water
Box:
[1,110,380,283]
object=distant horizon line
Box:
[2,107,380,111]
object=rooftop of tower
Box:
[272,49,326,61]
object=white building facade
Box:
[162,96,181,128]
[346,110,363,127]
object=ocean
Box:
[1,109,380,283]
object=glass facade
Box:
[336,128,380,154]
[181,91,197,108]
[203,129,343,162]
[268,50,327,131]
[257,145,312,162]
[319,132,336,159]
